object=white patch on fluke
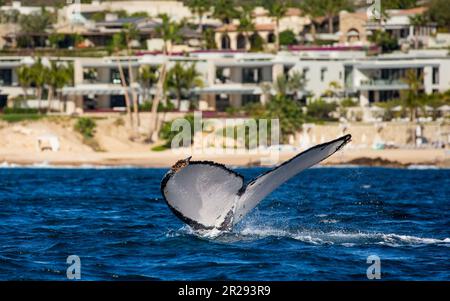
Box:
[161,134,352,231]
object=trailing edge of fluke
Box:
[161,134,352,231]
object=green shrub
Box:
[3,107,39,114]
[249,34,265,52]
[74,117,96,138]
[279,30,297,46]
[306,99,338,121]
[340,98,358,107]
[368,30,399,53]
[113,117,125,127]
[246,95,304,143]
[139,101,176,112]
[0,114,42,123]
[151,145,169,152]
[159,114,196,148]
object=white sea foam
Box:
[311,164,360,169]
[407,165,440,170]
[0,161,140,169]
[236,226,450,247]
[319,219,339,224]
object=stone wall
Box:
[339,11,368,45]
[297,122,450,149]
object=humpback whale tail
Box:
[161,134,351,231]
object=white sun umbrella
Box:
[438,105,450,112]
[370,106,385,112]
[22,57,35,65]
[41,57,51,68]
[424,105,434,112]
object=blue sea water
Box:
[0,166,448,281]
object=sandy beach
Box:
[0,119,448,168]
[1,148,448,168]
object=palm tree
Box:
[18,7,55,48]
[149,14,183,142]
[187,0,211,34]
[273,71,307,99]
[138,65,158,103]
[165,62,204,110]
[212,0,238,25]
[123,23,141,128]
[17,65,32,100]
[109,32,133,128]
[29,58,46,112]
[156,14,183,55]
[409,14,428,49]
[324,81,342,97]
[401,69,424,122]
[45,61,73,113]
[321,0,352,34]
[165,62,185,109]
[264,2,287,51]
[237,5,255,51]
[299,0,322,42]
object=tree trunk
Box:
[176,89,182,110]
[245,32,250,51]
[198,14,203,34]
[411,107,416,122]
[311,23,317,42]
[414,28,419,49]
[328,14,334,34]
[21,86,28,101]
[127,47,141,130]
[148,63,167,142]
[47,87,53,113]
[275,19,280,51]
[116,58,133,128]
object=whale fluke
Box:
[161,134,351,231]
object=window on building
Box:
[378,90,400,102]
[237,34,247,50]
[216,67,231,83]
[242,94,260,106]
[302,67,309,79]
[344,67,353,89]
[0,95,7,108]
[110,68,129,85]
[221,34,231,50]
[216,94,230,112]
[432,67,439,85]
[267,33,276,43]
[0,69,12,86]
[242,68,262,84]
[110,95,126,108]
[320,67,327,82]
[83,68,98,83]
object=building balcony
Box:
[358,79,409,91]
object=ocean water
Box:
[0,166,449,281]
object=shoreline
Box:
[1,148,449,169]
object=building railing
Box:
[360,79,407,87]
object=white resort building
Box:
[1,49,449,120]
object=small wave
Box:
[237,226,450,247]
[407,165,440,170]
[0,161,19,168]
[319,219,339,224]
[0,162,141,169]
[173,225,224,239]
[312,164,360,169]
